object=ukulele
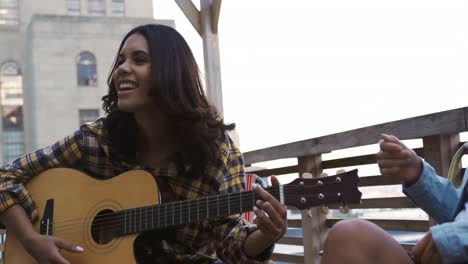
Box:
[4,168,361,263]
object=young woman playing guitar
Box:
[0,24,287,264]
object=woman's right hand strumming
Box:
[377,133,423,185]
[1,204,83,264]
[22,232,83,264]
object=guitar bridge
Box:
[39,199,54,236]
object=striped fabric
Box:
[0,118,273,263]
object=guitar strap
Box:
[154,176,176,204]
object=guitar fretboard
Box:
[115,186,281,236]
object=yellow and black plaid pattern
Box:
[0,118,273,263]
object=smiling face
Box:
[112,33,154,113]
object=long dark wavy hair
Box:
[102,24,233,178]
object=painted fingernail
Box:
[256,200,262,206]
[75,246,84,252]
[252,183,259,189]
[253,206,258,211]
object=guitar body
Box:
[4,168,160,264]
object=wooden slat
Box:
[322,148,424,169]
[288,197,415,210]
[288,219,302,228]
[326,197,416,209]
[244,107,467,164]
[248,165,297,177]
[359,175,400,187]
[326,219,429,232]
[322,153,376,169]
[360,197,417,209]
[272,253,304,263]
[277,236,303,246]
[246,149,424,178]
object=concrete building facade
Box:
[0,0,174,164]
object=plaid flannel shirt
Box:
[0,118,273,263]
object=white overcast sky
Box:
[154,1,468,153]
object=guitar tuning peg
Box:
[321,205,329,214]
[320,172,328,177]
[302,172,313,178]
[336,169,346,174]
[339,204,350,214]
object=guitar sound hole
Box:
[91,209,117,245]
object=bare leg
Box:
[321,219,414,264]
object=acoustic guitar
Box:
[4,168,361,263]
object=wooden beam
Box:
[244,107,468,164]
[200,0,224,114]
[298,155,326,264]
[272,253,304,263]
[352,197,417,209]
[422,134,460,178]
[358,175,401,187]
[175,0,202,36]
[277,236,303,246]
[211,0,221,33]
[326,219,429,232]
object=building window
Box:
[66,0,80,15]
[76,51,97,86]
[111,0,124,16]
[0,0,19,25]
[79,109,99,125]
[0,61,25,163]
[88,0,105,16]
[2,110,24,162]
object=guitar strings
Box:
[53,192,347,241]
[48,182,337,229]
[49,181,353,234]
[49,178,349,228]
[50,190,350,236]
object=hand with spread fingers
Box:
[376,133,423,185]
[411,232,442,264]
[252,175,288,242]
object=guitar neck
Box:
[115,186,282,236]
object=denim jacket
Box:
[403,161,468,264]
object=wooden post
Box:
[200,0,224,114]
[175,0,224,114]
[422,134,460,177]
[298,154,326,264]
[422,134,460,225]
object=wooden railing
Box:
[0,107,466,263]
[243,107,468,263]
